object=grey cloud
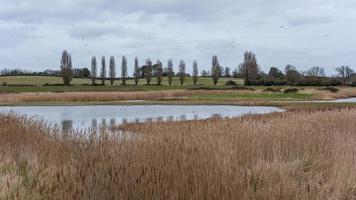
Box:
[1,0,356,73]
[289,15,333,27]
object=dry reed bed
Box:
[1,87,356,104]
[309,87,356,100]
[0,91,189,103]
[0,90,239,103]
[1,108,356,199]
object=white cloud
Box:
[0,0,356,75]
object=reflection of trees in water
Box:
[211,114,222,119]
[179,115,186,120]
[61,120,73,132]
[110,118,116,127]
[167,116,174,121]
[91,119,98,129]
[101,119,107,127]
[61,113,212,131]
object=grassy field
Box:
[0,87,355,105]
[0,76,243,93]
[1,105,356,199]
[0,76,355,105]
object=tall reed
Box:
[1,108,356,199]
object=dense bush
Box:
[284,88,299,93]
[317,87,339,93]
[251,77,287,86]
[225,80,236,85]
[262,87,281,93]
[295,77,343,87]
[327,79,343,86]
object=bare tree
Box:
[109,56,116,86]
[307,66,325,77]
[238,51,259,85]
[100,56,106,85]
[121,56,127,85]
[133,57,140,85]
[156,60,163,85]
[192,60,198,86]
[145,59,152,85]
[167,59,174,86]
[90,56,97,85]
[60,50,73,86]
[336,66,354,84]
[179,60,186,85]
[211,55,220,85]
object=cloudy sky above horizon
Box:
[0,0,356,75]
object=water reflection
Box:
[58,114,229,131]
[110,119,116,127]
[91,119,97,129]
[0,105,284,132]
[167,116,174,121]
[211,114,222,119]
[101,119,107,127]
[61,120,73,132]
[179,115,186,120]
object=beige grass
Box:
[0,90,192,103]
[0,90,252,104]
[1,106,356,199]
[305,87,356,100]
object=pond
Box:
[0,105,284,131]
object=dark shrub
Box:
[225,80,236,86]
[252,77,287,86]
[318,87,339,93]
[263,88,281,93]
[230,86,255,91]
[2,82,7,86]
[351,81,356,87]
[188,87,217,90]
[284,88,299,93]
[328,79,343,86]
[296,78,323,86]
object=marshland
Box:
[1,53,356,200]
[2,0,356,199]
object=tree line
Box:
[2,50,354,87]
[63,49,353,87]
[60,50,222,86]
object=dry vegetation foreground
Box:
[1,107,356,199]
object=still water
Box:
[0,105,283,131]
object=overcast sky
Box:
[0,0,355,75]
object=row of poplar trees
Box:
[60,50,222,86]
[88,55,221,86]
